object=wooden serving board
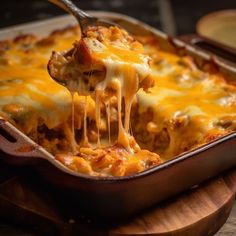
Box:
[0,161,236,236]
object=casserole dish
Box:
[0,12,236,219]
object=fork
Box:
[48,0,118,33]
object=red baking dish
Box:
[0,12,236,219]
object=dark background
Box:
[0,0,236,35]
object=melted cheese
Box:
[80,30,152,153]
[50,27,152,154]
[135,49,236,159]
[0,55,71,129]
[44,26,161,175]
[94,59,149,151]
[0,28,94,134]
[1,26,236,176]
[100,38,150,149]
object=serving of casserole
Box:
[0,15,236,178]
[0,12,236,218]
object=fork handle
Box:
[48,0,95,31]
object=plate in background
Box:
[197,10,236,49]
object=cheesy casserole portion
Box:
[47,26,161,176]
[0,25,236,176]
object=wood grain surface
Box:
[0,163,236,236]
[109,170,236,236]
[217,202,236,235]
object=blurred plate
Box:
[197,10,236,49]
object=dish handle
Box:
[178,34,236,65]
[0,117,48,162]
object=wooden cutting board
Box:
[0,161,236,236]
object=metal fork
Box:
[48,0,118,33]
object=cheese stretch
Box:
[1,25,236,175]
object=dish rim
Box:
[0,11,236,182]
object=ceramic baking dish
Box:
[0,12,236,219]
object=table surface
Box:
[217,202,236,235]
[0,163,235,236]
[0,192,235,235]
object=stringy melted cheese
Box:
[0,27,95,140]
[48,26,154,154]
[90,34,151,151]
[1,26,236,175]
[46,26,161,176]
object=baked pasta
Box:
[0,24,236,176]
[47,26,160,176]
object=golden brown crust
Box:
[56,143,161,177]
[1,24,236,176]
[48,26,153,96]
